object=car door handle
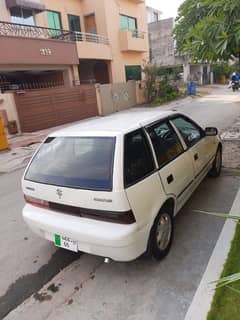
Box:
[167,174,174,184]
[194,153,199,161]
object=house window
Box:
[10,7,35,25]
[153,12,159,22]
[125,66,142,81]
[120,14,137,32]
[47,11,62,30]
[68,15,81,32]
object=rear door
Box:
[124,129,164,225]
[146,119,195,212]
[23,136,130,216]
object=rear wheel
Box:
[209,146,222,177]
[148,210,174,261]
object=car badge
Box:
[56,189,63,199]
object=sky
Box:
[146,0,185,19]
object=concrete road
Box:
[1,85,240,320]
[160,85,240,131]
[0,170,80,319]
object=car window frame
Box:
[123,128,157,188]
[169,114,205,150]
[145,118,185,170]
[24,136,116,192]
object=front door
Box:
[146,120,194,212]
[94,61,110,84]
[84,14,97,42]
[84,14,97,33]
[171,116,211,180]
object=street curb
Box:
[184,187,240,320]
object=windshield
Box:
[25,136,116,191]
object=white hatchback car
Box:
[22,109,222,262]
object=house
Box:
[0,0,149,132]
[146,6,162,23]
[147,10,211,86]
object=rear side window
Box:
[147,121,184,168]
[124,129,155,187]
[171,117,204,148]
[25,137,116,191]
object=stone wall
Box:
[148,18,185,66]
[0,92,20,132]
[96,80,146,116]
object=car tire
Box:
[147,210,174,261]
[209,146,222,177]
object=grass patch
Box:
[207,222,240,320]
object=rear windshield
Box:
[25,137,116,191]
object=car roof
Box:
[50,108,177,137]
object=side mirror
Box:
[205,127,218,136]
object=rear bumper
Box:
[22,204,151,261]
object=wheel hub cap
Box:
[156,213,172,251]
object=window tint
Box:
[171,117,203,148]
[148,121,184,167]
[25,137,116,191]
[124,130,155,186]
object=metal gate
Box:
[202,66,210,85]
[15,85,98,132]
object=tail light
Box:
[49,202,136,224]
[24,195,135,225]
[24,195,49,209]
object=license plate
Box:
[54,234,78,252]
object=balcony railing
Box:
[0,80,64,93]
[0,20,68,40]
[0,21,109,45]
[120,28,145,39]
[63,31,109,45]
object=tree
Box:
[174,0,240,64]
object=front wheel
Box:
[209,146,222,177]
[147,211,174,261]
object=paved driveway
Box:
[1,85,240,320]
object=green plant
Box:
[142,64,159,103]
[174,0,240,65]
[143,64,182,103]
[213,63,237,82]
